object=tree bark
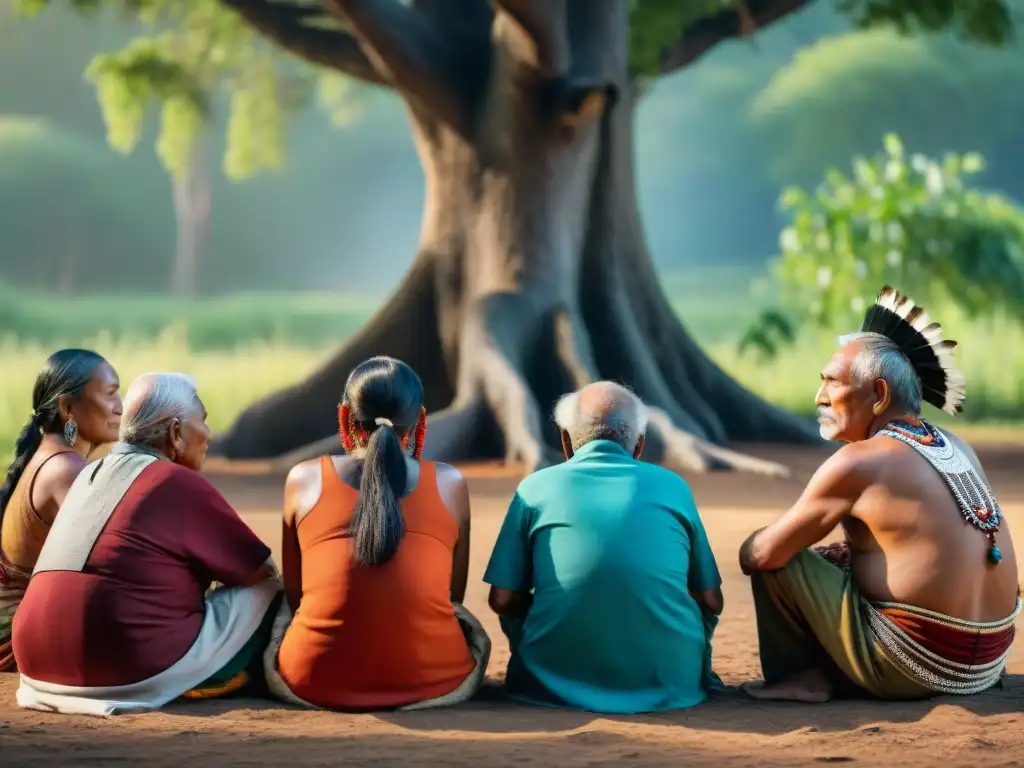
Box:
[169,142,211,297]
[211,0,819,475]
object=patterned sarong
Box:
[0,551,30,673]
[262,600,492,710]
[750,548,1018,700]
[867,597,1020,695]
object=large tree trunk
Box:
[211,0,818,475]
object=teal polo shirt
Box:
[483,439,721,713]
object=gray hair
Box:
[836,332,922,415]
[119,372,201,447]
[553,381,649,452]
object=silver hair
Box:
[836,332,922,415]
[553,381,649,452]
[119,372,201,447]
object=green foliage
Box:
[750,27,1024,187]
[629,0,735,76]
[838,0,1017,44]
[13,0,307,179]
[767,133,1024,338]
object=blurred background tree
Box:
[743,133,1024,359]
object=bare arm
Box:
[739,446,867,574]
[482,491,534,618]
[436,463,471,605]
[690,587,724,617]
[488,587,533,618]
[282,461,320,611]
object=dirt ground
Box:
[4,443,1024,767]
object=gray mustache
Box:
[817,408,836,422]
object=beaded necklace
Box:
[876,419,1002,565]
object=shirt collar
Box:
[569,439,633,462]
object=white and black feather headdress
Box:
[860,285,966,415]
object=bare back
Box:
[1,448,84,571]
[845,432,1018,622]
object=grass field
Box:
[2,267,1022,462]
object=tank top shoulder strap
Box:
[404,460,454,530]
[317,454,356,500]
[24,450,76,526]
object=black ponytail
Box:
[0,416,44,518]
[350,424,408,566]
[0,348,106,529]
[342,356,425,567]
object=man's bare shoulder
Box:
[800,441,885,501]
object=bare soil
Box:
[4,442,1024,766]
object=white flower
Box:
[886,249,902,267]
[911,154,929,172]
[779,226,800,252]
[817,266,833,288]
[885,160,904,182]
[925,165,944,196]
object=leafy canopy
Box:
[742,133,1024,360]
[750,25,1024,186]
[13,0,1018,181]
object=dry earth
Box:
[3,443,1024,766]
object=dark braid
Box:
[0,349,106,532]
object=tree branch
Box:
[658,0,812,75]
[324,0,474,131]
[218,0,388,86]
[491,0,570,77]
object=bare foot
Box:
[740,668,834,703]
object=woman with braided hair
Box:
[264,355,491,711]
[0,349,122,672]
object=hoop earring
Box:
[63,420,78,447]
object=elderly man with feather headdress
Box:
[738,286,1020,703]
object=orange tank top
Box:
[276,457,474,710]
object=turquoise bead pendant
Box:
[988,545,1003,565]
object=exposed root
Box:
[555,306,791,478]
[272,434,344,472]
[421,399,488,463]
[477,344,547,472]
[209,254,451,460]
[646,407,790,479]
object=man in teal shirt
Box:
[483,381,724,713]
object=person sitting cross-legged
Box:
[263,356,491,711]
[483,381,723,714]
[14,373,281,716]
[739,287,1020,703]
